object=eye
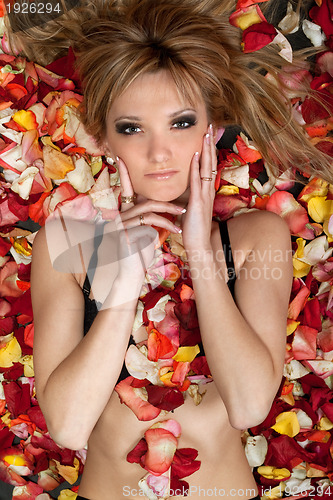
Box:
[115,123,142,135]
[172,117,197,129]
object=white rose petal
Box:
[295,409,312,430]
[278,2,300,34]
[132,301,144,333]
[221,163,249,189]
[147,294,171,322]
[245,435,268,467]
[11,166,39,200]
[284,359,310,379]
[299,235,332,265]
[67,156,95,193]
[0,145,26,173]
[302,20,326,47]
[125,345,160,385]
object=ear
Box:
[102,141,115,160]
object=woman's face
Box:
[105,70,210,203]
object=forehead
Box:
[108,70,206,117]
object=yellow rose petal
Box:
[258,465,291,480]
[11,237,32,257]
[41,136,62,151]
[43,144,75,179]
[22,355,34,377]
[318,416,333,430]
[271,411,300,437]
[217,185,239,195]
[323,218,333,243]
[54,457,79,484]
[0,337,22,368]
[172,345,200,363]
[262,483,285,499]
[298,177,329,204]
[12,109,37,130]
[1,411,11,426]
[236,9,263,31]
[292,238,311,278]
[308,197,333,223]
[4,455,26,466]
[294,238,305,257]
[159,371,174,384]
[287,320,300,336]
[292,259,311,278]
[91,156,103,177]
[57,489,78,500]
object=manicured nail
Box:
[175,227,182,233]
[205,133,210,145]
[209,123,213,134]
[177,207,187,213]
[195,151,200,160]
[116,156,120,162]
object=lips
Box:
[145,170,179,180]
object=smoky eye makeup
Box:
[172,114,197,128]
[115,122,141,134]
[114,112,198,135]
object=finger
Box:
[209,124,218,196]
[117,156,135,213]
[120,200,186,222]
[120,212,183,234]
[189,151,201,200]
[120,224,158,251]
[200,125,214,195]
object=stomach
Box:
[77,380,259,500]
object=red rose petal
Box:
[242,22,277,53]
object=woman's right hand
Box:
[113,156,185,282]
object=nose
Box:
[147,132,171,164]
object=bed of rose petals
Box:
[0,1,332,499]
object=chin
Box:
[141,186,188,203]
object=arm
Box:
[187,210,293,430]
[31,226,142,450]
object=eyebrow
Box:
[114,108,197,122]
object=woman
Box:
[7,0,332,498]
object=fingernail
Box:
[195,151,200,160]
[205,133,210,145]
[116,156,120,163]
[209,123,213,134]
[177,207,187,213]
[175,227,182,233]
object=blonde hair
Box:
[5,0,333,185]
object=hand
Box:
[181,124,217,254]
[113,156,185,281]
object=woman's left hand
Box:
[181,123,218,255]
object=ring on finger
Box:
[121,194,136,203]
[200,176,213,181]
[139,214,145,225]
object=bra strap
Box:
[218,219,236,285]
[82,223,106,295]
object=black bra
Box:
[82,219,236,385]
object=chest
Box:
[76,218,251,309]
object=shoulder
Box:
[228,209,291,252]
[229,209,290,235]
[211,210,291,278]
[31,222,88,298]
[32,218,96,280]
